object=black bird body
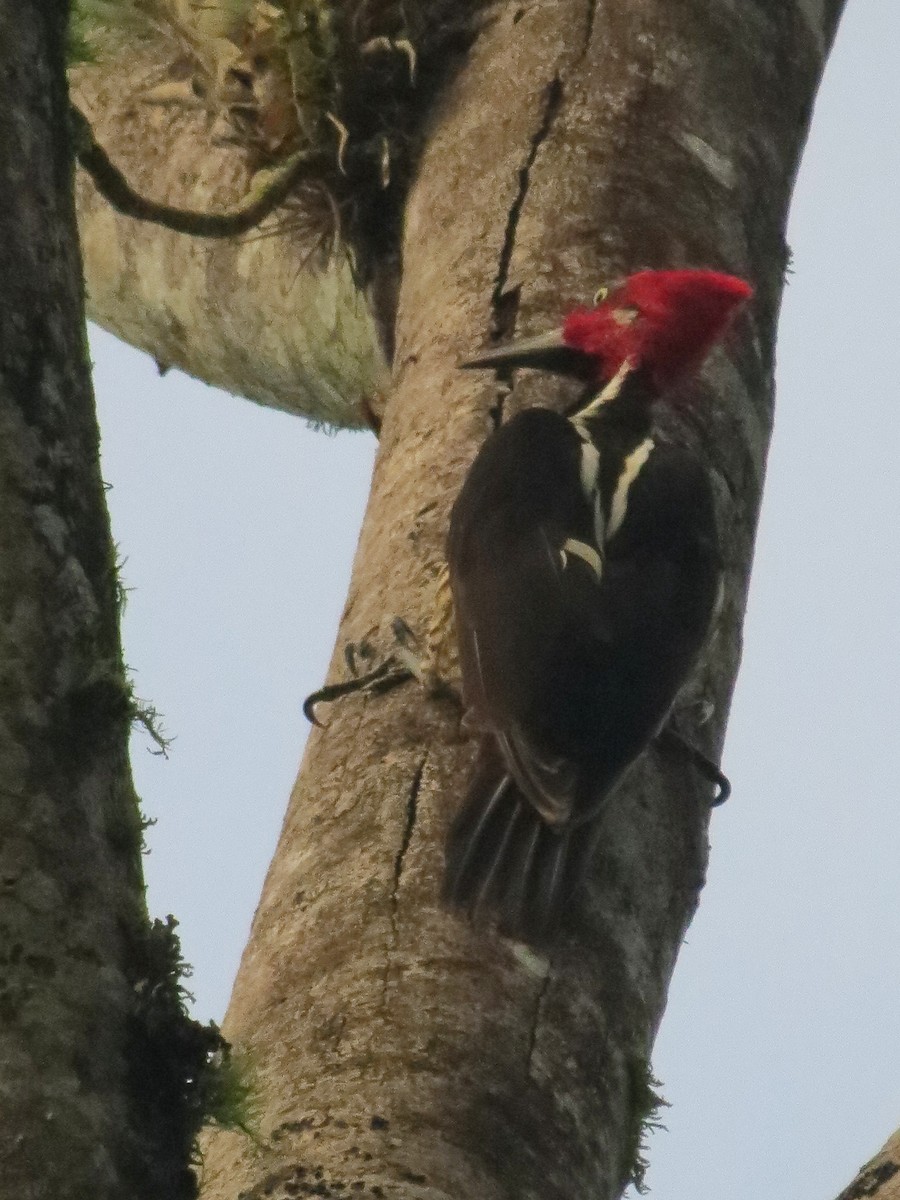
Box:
[444,376,721,935]
[443,268,752,937]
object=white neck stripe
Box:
[607,437,655,540]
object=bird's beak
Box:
[461,329,593,380]
[462,328,566,369]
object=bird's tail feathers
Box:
[443,740,594,941]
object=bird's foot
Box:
[303,621,459,727]
[656,725,731,806]
[303,636,411,727]
[390,617,459,703]
[679,697,716,727]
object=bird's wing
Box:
[450,510,611,825]
[450,423,720,828]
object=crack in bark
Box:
[581,0,598,58]
[381,754,427,1007]
[483,76,563,432]
[392,756,425,900]
[491,74,564,325]
[525,967,553,1080]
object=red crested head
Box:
[563,269,753,392]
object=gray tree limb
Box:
[187,2,848,1198]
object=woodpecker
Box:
[444,268,753,939]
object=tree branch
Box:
[71,49,389,429]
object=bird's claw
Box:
[390,616,449,697]
[359,36,417,85]
[343,637,377,678]
[303,654,411,727]
[656,725,731,805]
[303,620,460,728]
[325,112,350,174]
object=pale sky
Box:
[90,3,899,1197]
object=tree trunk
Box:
[0,3,156,1197]
[178,3,847,1199]
[0,4,234,1197]
[834,1131,900,1200]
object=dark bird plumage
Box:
[444,269,752,939]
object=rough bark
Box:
[0,4,190,1197]
[186,2,848,1199]
[834,1131,900,1200]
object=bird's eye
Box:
[593,285,609,305]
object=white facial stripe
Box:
[561,537,603,581]
[607,437,655,540]
[574,357,634,422]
